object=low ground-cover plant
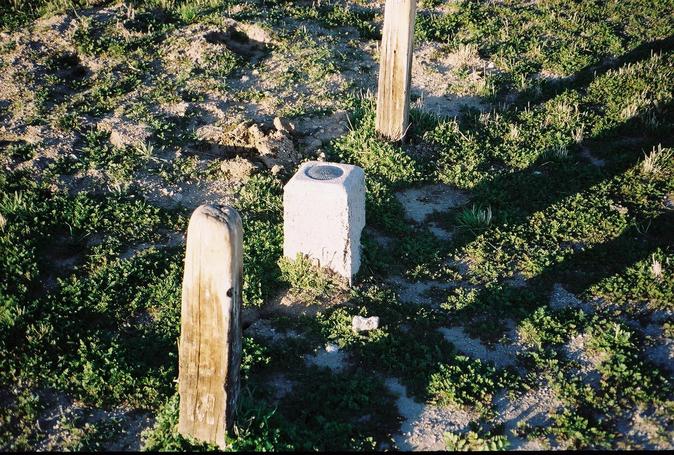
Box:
[235,173,284,307]
[444,430,510,451]
[278,253,343,302]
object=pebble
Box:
[352,315,380,332]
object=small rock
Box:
[664,193,674,210]
[352,315,380,332]
[273,116,295,134]
[270,164,283,175]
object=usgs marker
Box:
[283,161,366,284]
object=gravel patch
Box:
[244,319,300,342]
[438,326,520,369]
[385,378,476,451]
[562,333,605,388]
[615,406,674,449]
[305,342,347,372]
[492,387,564,450]
[428,222,454,241]
[387,275,454,305]
[645,339,674,376]
[395,184,468,224]
[549,283,594,313]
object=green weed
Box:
[278,254,342,303]
[444,430,510,451]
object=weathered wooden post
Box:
[376,0,417,141]
[178,204,243,449]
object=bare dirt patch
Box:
[261,287,351,318]
[396,183,469,224]
[35,390,153,451]
[97,116,151,149]
[387,275,455,306]
[305,342,347,372]
[438,326,520,369]
[645,339,674,376]
[244,318,300,343]
[411,42,489,118]
[385,378,477,451]
[266,373,295,405]
[549,283,594,313]
[615,405,674,449]
[562,332,605,388]
[135,171,235,212]
[492,387,564,450]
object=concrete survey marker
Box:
[284,161,365,284]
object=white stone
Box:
[352,315,380,332]
[283,161,365,284]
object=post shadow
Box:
[450,208,674,338]
[527,35,674,105]
[349,208,672,409]
[420,95,673,265]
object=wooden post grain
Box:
[178,205,243,449]
[376,0,417,141]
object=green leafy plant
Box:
[444,430,510,451]
[278,254,342,302]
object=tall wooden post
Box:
[178,205,243,449]
[376,0,417,141]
